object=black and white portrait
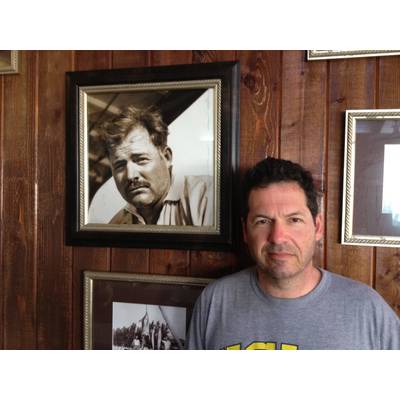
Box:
[86,87,215,227]
[112,302,186,350]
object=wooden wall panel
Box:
[237,51,281,167]
[71,51,112,349]
[280,51,327,268]
[375,56,400,314]
[36,51,74,349]
[326,58,376,284]
[2,51,38,348]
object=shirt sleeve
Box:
[186,286,212,349]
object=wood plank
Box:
[192,50,237,64]
[151,50,193,66]
[109,51,151,275]
[36,50,73,349]
[376,55,400,316]
[72,51,112,349]
[75,50,111,70]
[3,51,38,348]
[237,50,281,169]
[326,58,376,284]
[190,50,239,278]
[280,50,328,269]
[234,51,282,270]
[149,51,193,276]
[112,51,149,69]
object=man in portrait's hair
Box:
[100,106,212,226]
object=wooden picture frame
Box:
[0,50,18,74]
[307,50,400,60]
[342,109,400,247]
[83,271,211,350]
[66,61,240,250]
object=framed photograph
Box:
[66,61,240,250]
[83,271,211,350]
[307,50,400,60]
[0,50,18,74]
[342,109,400,247]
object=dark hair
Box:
[241,157,320,221]
[100,106,169,154]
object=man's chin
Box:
[257,264,301,280]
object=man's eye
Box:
[113,161,126,171]
[135,157,150,165]
[290,217,302,223]
[255,218,269,225]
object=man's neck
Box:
[257,266,322,299]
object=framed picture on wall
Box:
[307,50,400,60]
[0,50,18,74]
[342,109,400,247]
[66,61,240,250]
[83,270,211,350]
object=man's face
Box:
[243,181,322,281]
[109,126,172,211]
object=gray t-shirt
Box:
[186,267,400,350]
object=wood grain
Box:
[376,55,400,315]
[36,51,74,349]
[280,50,328,269]
[72,51,112,349]
[2,51,38,348]
[237,50,281,169]
[326,58,376,284]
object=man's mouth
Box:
[126,182,150,194]
[268,252,293,259]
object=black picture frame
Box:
[66,61,240,250]
[83,271,211,350]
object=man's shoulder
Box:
[202,267,254,297]
[182,175,212,192]
[324,269,392,307]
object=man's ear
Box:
[314,213,323,241]
[162,146,173,165]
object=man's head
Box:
[241,157,319,222]
[241,157,323,282]
[101,107,172,215]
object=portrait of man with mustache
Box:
[100,106,212,226]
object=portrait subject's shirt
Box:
[109,175,213,226]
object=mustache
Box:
[125,179,150,191]
[264,244,296,255]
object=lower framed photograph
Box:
[83,271,212,350]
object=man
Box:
[187,157,400,349]
[100,106,212,225]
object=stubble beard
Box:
[257,245,303,281]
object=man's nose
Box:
[126,161,140,180]
[268,221,287,244]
